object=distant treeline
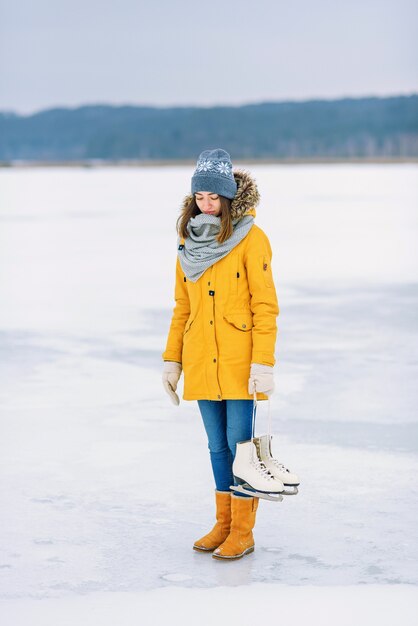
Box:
[0,95,417,161]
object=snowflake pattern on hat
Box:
[196,159,232,176]
[196,159,214,172]
[216,161,232,175]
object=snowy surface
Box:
[0,164,417,623]
[1,585,417,626]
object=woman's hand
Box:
[248,363,275,396]
[162,361,182,405]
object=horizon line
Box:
[1,91,417,118]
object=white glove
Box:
[248,363,275,396]
[162,361,182,405]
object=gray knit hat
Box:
[191,148,237,199]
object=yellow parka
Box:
[162,169,279,402]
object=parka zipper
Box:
[208,275,222,400]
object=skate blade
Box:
[230,485,283,502]
[282,485,299,496]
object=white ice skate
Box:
[253,434,300,496]
[230,390,300,502]
[231,439,284,502]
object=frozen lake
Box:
[0,164,417,622]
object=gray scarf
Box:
[178,212,254,282]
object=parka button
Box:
[210,320,213,324]
[242,324,246,328]
[213,358,216,363]
[217,395,221,399]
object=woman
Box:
[162,148,279,560]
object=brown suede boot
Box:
[193,490,232,552]
[212,494,259,560]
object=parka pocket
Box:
[223,310,253,331]
[183,316,195,336]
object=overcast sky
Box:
[1,0,417,114]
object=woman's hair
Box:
[177,195,233,243]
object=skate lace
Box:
[251,457,275,481]
[271,458,289,472]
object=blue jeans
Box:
[197,399,254,498]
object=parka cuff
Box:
[162,349,182,364]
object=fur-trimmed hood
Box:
[181,168,260,219]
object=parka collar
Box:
[181,168,260,220]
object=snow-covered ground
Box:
[0,164,417,624]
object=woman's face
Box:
[194,191,222,216]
